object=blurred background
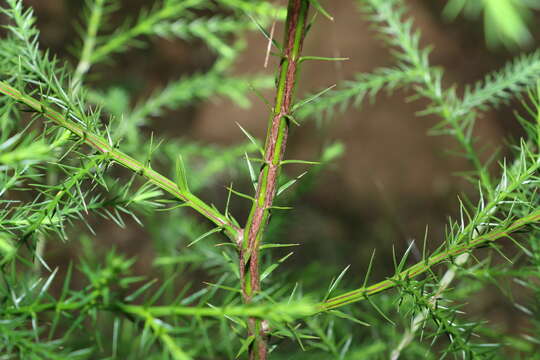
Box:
[18,0,540,342]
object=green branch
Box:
[460,50,540,114]
[321,209,540,311]
[0,81,241,242]
[72,0,108,89]
[297,67,422,120]
[117,302,316,322]
[89,0,204,65]
[362,0,493,192]
[6,298,316,323]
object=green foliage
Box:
[0,0,540,359]
[443,0,539,48]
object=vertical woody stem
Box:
[240,0,310,359]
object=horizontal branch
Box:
[320,209,540,311]
[297,67,422,120]
[0,81,241,242]
[459,49,540,114]
[117,302,315,322]
[89,0,203,65]
[4,211,539,319]
[5,297,315,323]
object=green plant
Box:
[443,0,539,48]
[1,0,540,359]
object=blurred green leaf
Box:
[443,0,536,49]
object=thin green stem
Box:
[7,300,315,322]
[324,149,540,310]
[117,302,315,321]
[0,81,241,242]
[437,101,493,192]
[25,155,103,237]
[240,1,310,359]
[390,152,530,358]
[5,205,540,319]
[365,0,492,192]
[89,0,202,65]
[72,0,107,90]
[321,208,540,311]
[122,306,192,360]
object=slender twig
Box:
[389,154,527,358]
[120,306,192,360]
[240,1,310,359]
[0,81,241,242]
[72,0,107,91]
[321,208,540,311]
[5,209,539,316]
[89,0,202,65]
[7,299,315,322]
[363,0,492,192]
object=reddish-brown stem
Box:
[239,1,310,359]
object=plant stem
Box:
[89,0,203,65]
[321,208,540,310]
[7,299,316,324]
[390,154,527,358]
[72,0,107,91]
[6,210,539,315]
[0,81,241,242]
[240,1,310,359]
